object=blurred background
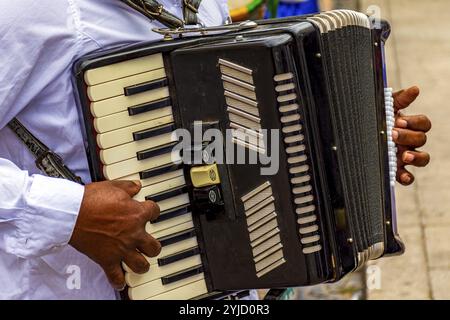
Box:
[226,0,449,300]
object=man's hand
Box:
[69,180,161,290]
[393,86,432,186]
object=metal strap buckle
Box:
[184,0,199,14]
[135,0,163,17]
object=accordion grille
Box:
[274,73,322,255]
[241,182,286,278]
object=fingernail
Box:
[133,180,142,187]
[403,152,415,163]
[401,173,411,184]
[396,119,408,128]
[116,284,126,292]
[392,130,399,141]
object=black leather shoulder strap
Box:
[121,0,203,28]
[121,0,183,28]
[7,118,83,184]
[183,0,202,25]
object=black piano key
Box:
[139,163,183,180]
[133,123,175,142]
[151,205,191,224]
[161,265,203,285]
[158,247,200,266]
[146,186,188,203]
[128,97,172,116]
[159,228,196,247]
[124,78,168,96]
[136,142,177,161]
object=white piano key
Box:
[157,193,191,217]
[103,151,180,180]
[134,175,186,202]
[96,115,174,149]
[121,168,184,188]
[84,54,164,86]
[100,132,175,165]
[145,213,194,243]
[128,273,205,300]
[87,68,167,101]
[94,106,173,133]
[151,237,198,263]
[122,236,198,273]
[125,254,202,287]
[153,220,194,240]
[146,279,208,300]
[90,87,170,118]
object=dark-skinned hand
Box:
[393,86,432,186]
[69,180,161,291]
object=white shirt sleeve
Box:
[0,1,87,258]
[0,159,85,258]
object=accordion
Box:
[73,10,405,300]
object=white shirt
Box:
[0,0,229,300]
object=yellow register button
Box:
[190,164,221,188]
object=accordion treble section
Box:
[73,10,405,300]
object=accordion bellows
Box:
[74,10,404,300]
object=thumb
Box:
[111,180,142,197]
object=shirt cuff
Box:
[14,175,85,258]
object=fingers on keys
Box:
[104,264,127,291]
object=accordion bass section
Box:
[73,10,405,300]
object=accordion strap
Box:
[183,0,202,25]
[121,0,202,29]
[7,118,83,184]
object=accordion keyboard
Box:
[84,54,208,300]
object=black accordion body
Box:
[74,10,405,300]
